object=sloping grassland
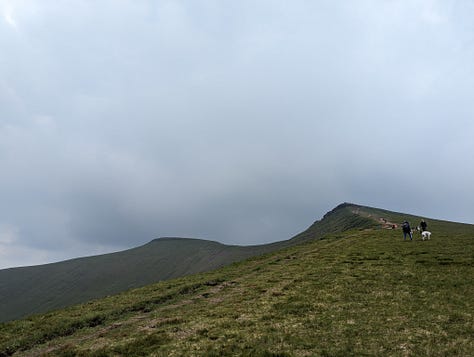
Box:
[0,202,374,324]
[1,204,473,356]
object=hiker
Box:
[420,219,427,232]
[402,221,412,240]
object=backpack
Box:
[402,222,410,232]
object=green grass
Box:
[1,204,473,356]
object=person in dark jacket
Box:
[402,221,412,240]
[420,219,427,232]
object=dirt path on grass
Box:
[351,207,399,229]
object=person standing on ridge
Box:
[420,219,427,232]
[402,220,412,240]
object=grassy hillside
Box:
[0,203,371,323]
[1,204,473,356]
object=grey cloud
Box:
[1,1,474,268]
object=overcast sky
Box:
[1,0,473,269]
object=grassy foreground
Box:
[1,209,473,356]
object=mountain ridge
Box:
[0,236,278,323]
[0,202,463,323]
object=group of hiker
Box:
[401,219,427,240]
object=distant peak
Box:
[322,202,359,219]
[335,202,358,210]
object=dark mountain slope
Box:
[0,238,280,323]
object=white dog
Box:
[421,231,431,241]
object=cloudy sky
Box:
[1,0,473,269]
